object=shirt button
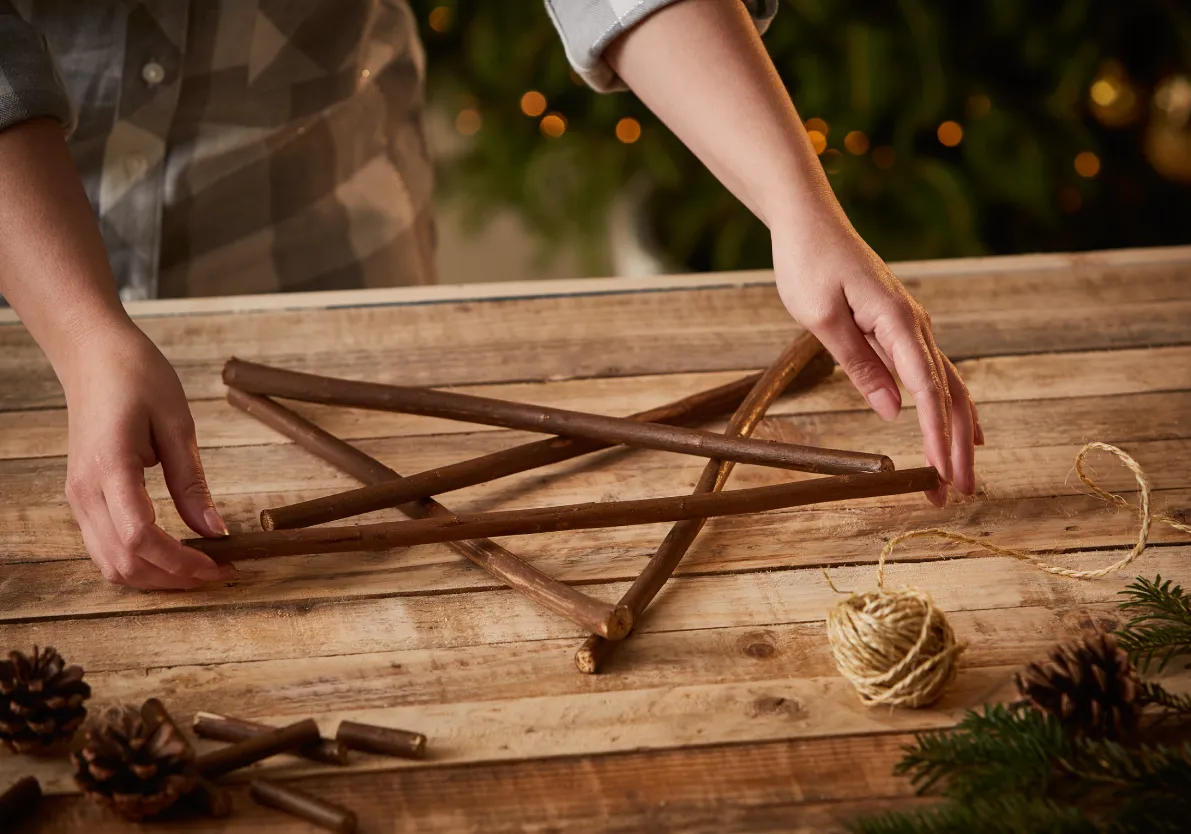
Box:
[141,61,166,86]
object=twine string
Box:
[826,442,1191,710]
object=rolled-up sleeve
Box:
[545,0,778,92]
[0,1,73,133]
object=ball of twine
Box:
[827,584,964,708]
[826,442,1191,710]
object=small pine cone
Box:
[71,700,198,821]
[0,646,91,754]
[1016,629,1141,740]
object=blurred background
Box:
[412,1,1191,284]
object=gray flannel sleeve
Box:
[544,0,778,92]
[0,1,74,133]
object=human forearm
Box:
[604,0,837,230]
[606,0,981,499]
[0,118,134,379]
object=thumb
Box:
[153,413,228,538]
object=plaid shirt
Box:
[1,0,775,299]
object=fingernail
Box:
[866,388,899,421]
[205,508,230,537]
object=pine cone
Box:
[1015,629,1141,739]
[72,699,198,821]
[0,646,91,754]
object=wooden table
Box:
[3,246,1190,832]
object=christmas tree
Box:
[411,0,1191,273]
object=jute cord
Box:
[826,442,1191,709]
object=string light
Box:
[821,149,843,174]
[428,6,451,32]
[455,108,481,136]
[1059,187,1082,213]
[844,130,869,155]
[805,117,829,135]
[540,112,567,138]
[872,146,896,169]
[806,129,828,155]
[520,91,546,117]
[966,93,991,117]
[1090,79,1120,107]
[1074,151,1101,177]
[937,121,963,147]
[615,117,641,144]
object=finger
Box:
[941,358,977,495]
[873,310,953,486]
[89,507,210,593]
[101,459,234,584]
[810,316,901,421]
[922,328,954,452]
[152,411,228,538]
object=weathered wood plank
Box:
[19,734,927,832]
[2,388,1186,511]
[75,602,1122,725]
[3,343,1187,461]
[5,547,1186,669]
[3,259,1190,410]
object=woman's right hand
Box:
[59,322,235,589]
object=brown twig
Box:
[336,720,425,760]
[224,358,889,477]
[576,333,825,674]
[183,468,939,562]
[258,355,833,531]
[226,388,632,640]
[196,718,321,779]
[250,779,357,833]
[193,711,348,766]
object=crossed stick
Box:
[203,334,931,672]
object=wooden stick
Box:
[224,358,889,476]
[336,720,426,760]
[193,711,349,766]
[226,388,633,641]
[0,776,40,825]
[196,718,321,779]
[257,355,832,531]
[250,779,357,834]
[183,467,939,562]
[576,333,823,674]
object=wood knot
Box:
[748,694,807,720]
[736,631,779,659]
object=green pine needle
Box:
[854,796,1094,834]
[1116,575,1191,673]
[1139,681,1191,715]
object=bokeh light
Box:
[1074,151,1101,177]
[821,149,844,174]
[872,146,896,169]
[806,129,828,155]
[615,117,642,144]
[520,91,546,117]
[805,117,829,135]
[428,6,451,32]
[540,113,567,138]
[937,121,963,147]
[455,108,481,135]
[844,130,869,155]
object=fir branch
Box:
[1139,681,1191,715]
[894,704,1069,798]
[1116,575,1191,674]
[853,796,1094,834]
